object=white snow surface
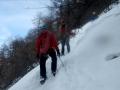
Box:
[9,4,120,90]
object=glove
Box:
[36,53,40,59]
[56,49,60,57]
[43,54,48,59]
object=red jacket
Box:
[59,25,75,38]
[36,30,58,54]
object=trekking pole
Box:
[59,57,65,67]
[58,57,67,72]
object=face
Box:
[41,32,48,38]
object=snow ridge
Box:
[9,4,120,90]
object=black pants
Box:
[39,48,57,78]
[61,37,70,55]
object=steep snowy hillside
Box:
[9,4,120,90]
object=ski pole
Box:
[58,57,67,71]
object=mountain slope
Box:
[9,4,120,90]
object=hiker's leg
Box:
[61,39,65,55]
[48,48,57,75]
[66,37,70,53]
[39,55,48,79]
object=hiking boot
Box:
[61,52,64,56]
[40,77,47,85]
[52,72,56,76]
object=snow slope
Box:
[9,4,120,90]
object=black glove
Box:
[36,53,40,59]
[56,49,60,57]
[42,53,48,59]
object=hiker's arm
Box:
[36,38,41,58]
[56,47,60,57]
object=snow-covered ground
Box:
[9,4,120,90]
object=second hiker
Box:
[59,20,71,55]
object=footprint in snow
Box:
[106,53,120,61]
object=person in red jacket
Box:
[59,20,70,55]
[36,30,60,84]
